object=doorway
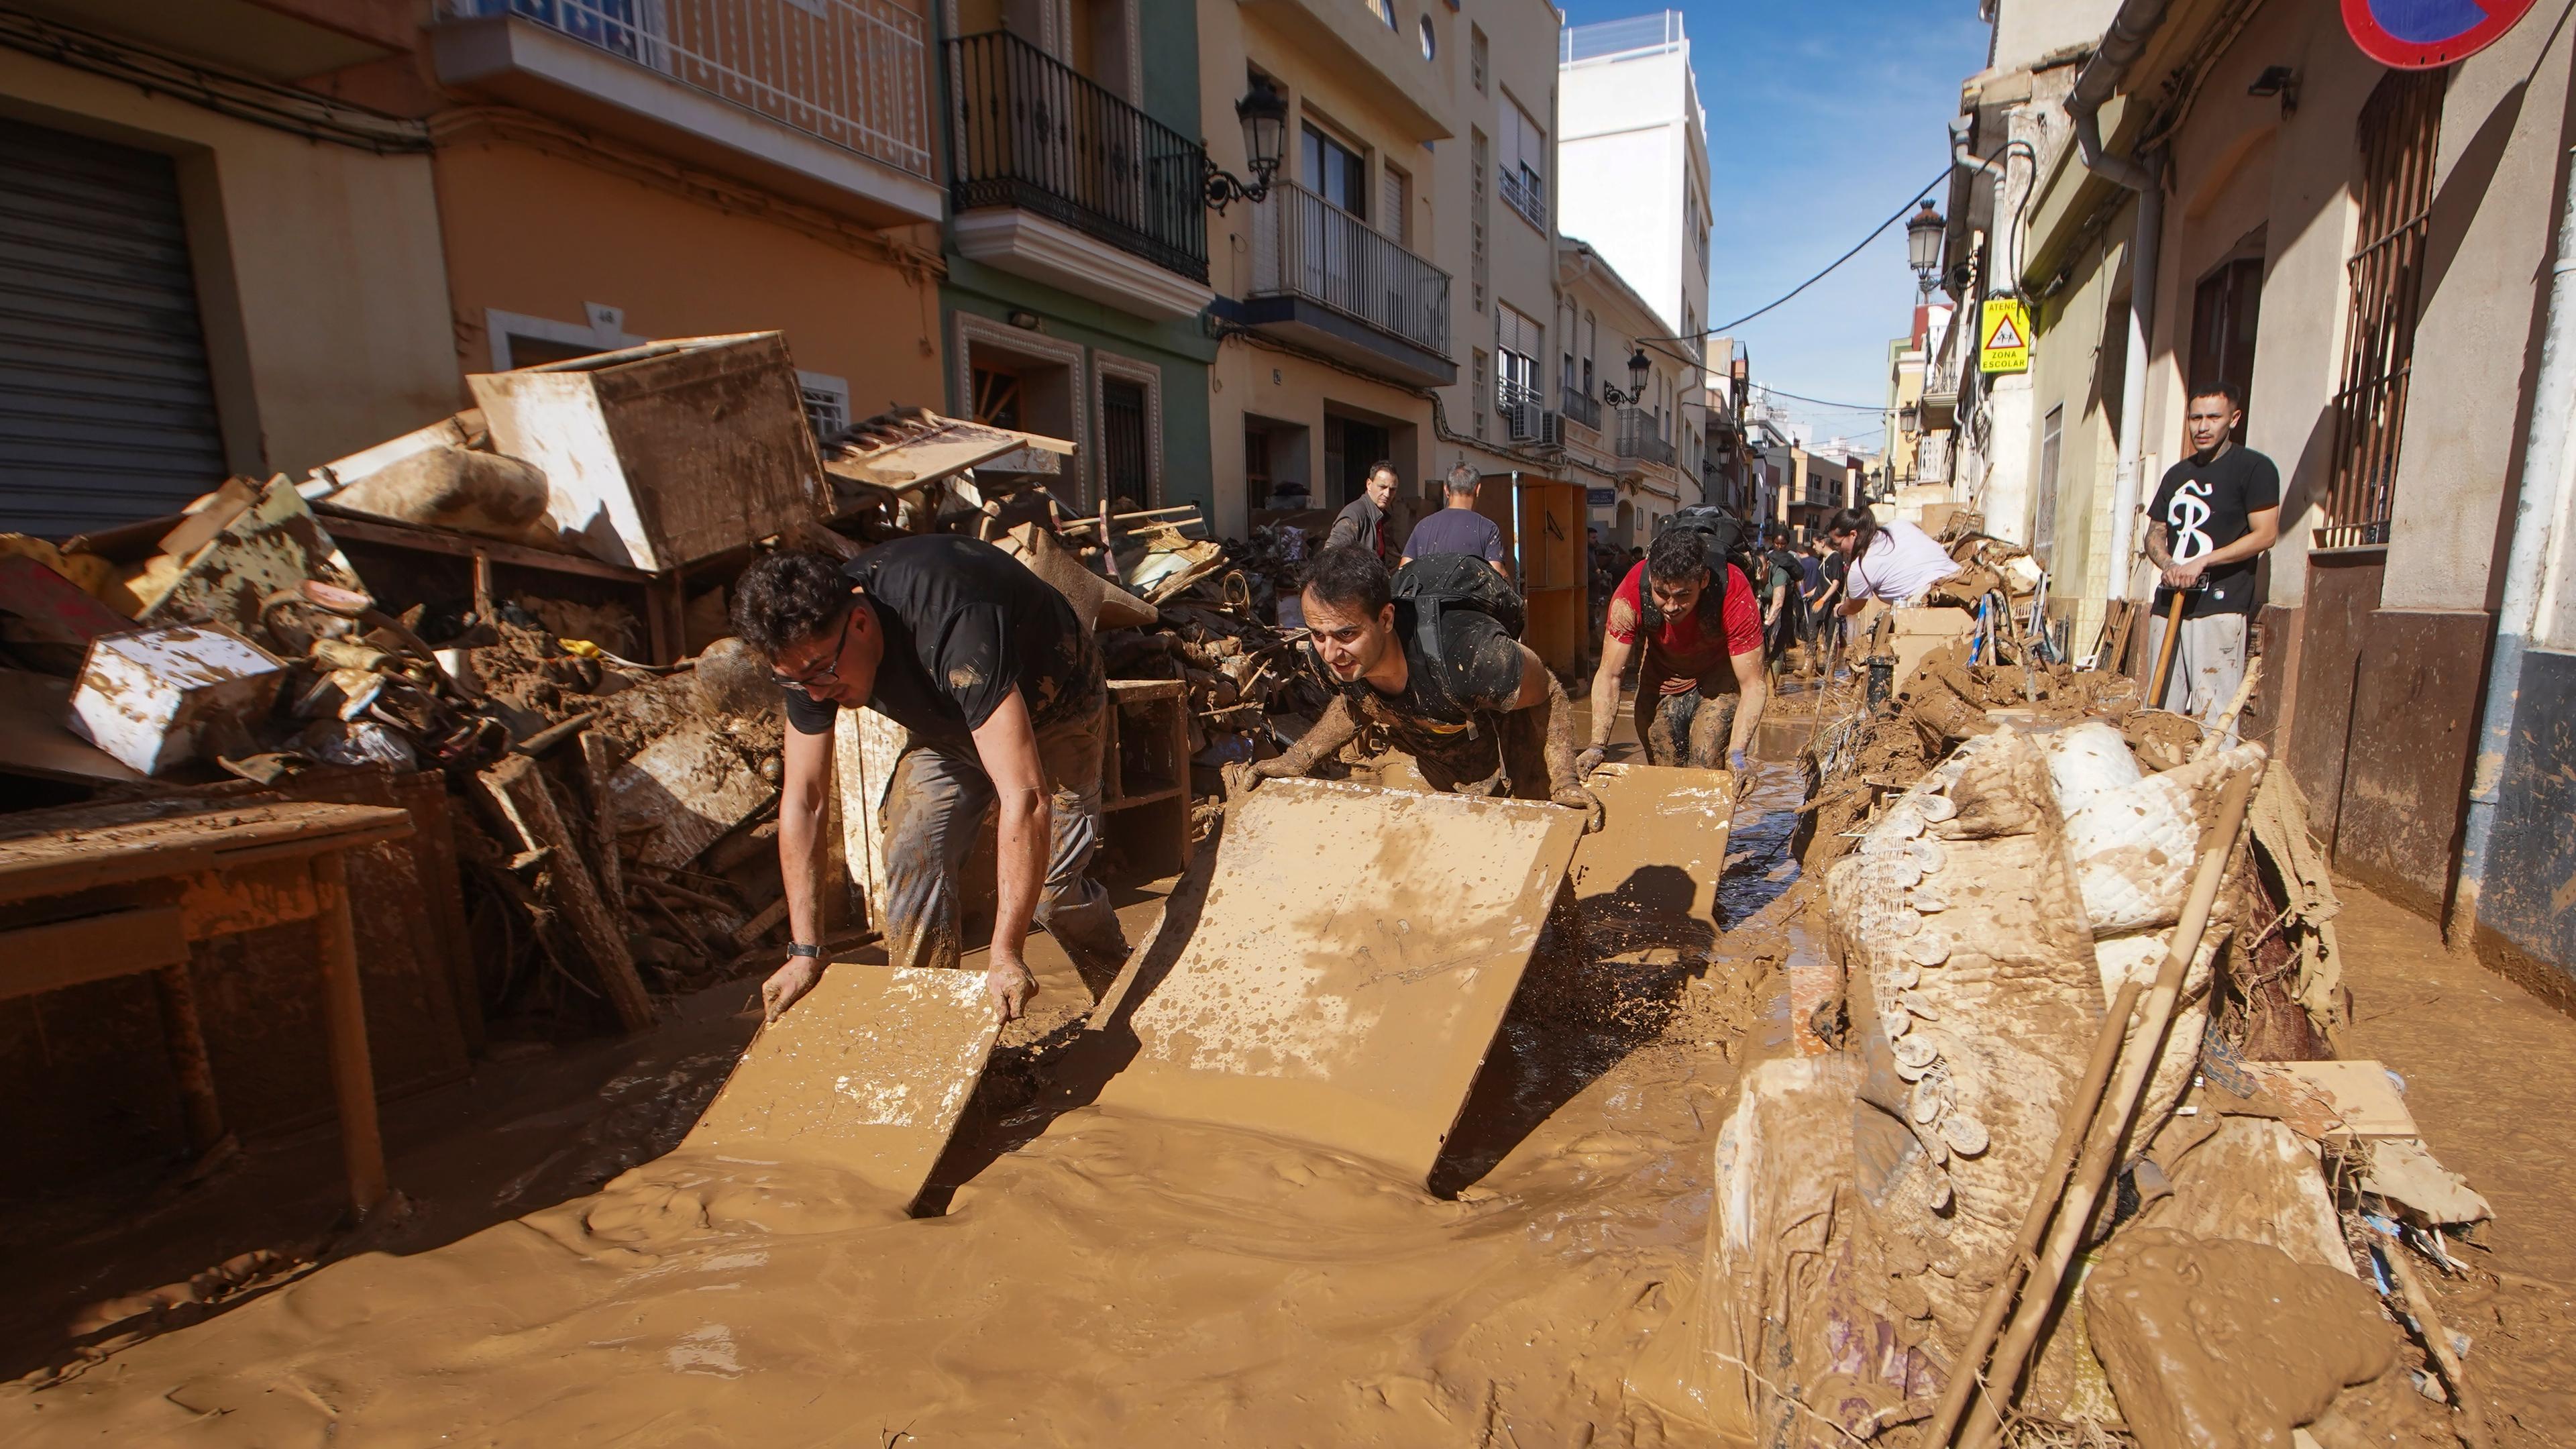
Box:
[1323,414,1390,508]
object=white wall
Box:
[1558,40,1703,339]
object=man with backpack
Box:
[1225,544,1599,828]
[1576,515,1770,776]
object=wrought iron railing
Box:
[1499,166,1545,229]
[1559,383,1601,430]
[1614,408,1674,467]
[945,30,1208,281]
[447,0,931,177]
[1247,179,1450,357]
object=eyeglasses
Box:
[770,608,854,696]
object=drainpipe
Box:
[2066,0,2170,604]
[2451,141,2576,947]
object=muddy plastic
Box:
[680,965,1001,1212]
[1095,778,1585,1183]
[1568,762,1733,966]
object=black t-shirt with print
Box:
[779,535,1098,743]
[1309,600,1524,755]
[2147,444,2280,619]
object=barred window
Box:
[2321,70,2443,549]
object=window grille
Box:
[2320,70,2443,549]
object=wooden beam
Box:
[0,906,190,1001]
[478,755,657,1032]
[311,851,389,1214]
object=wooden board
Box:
[1097,779,1585,1183]
[2237,1058,2418,1141]
[1569,763,1733,966]
[680,965,1000,1210]
[608,718,778,869]
[0,800,412,902]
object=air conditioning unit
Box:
[1538,411,1564,447]
[1504,400,1563,446]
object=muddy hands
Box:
[761,955,824,1022]
[1552,785,1605,833]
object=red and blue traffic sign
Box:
[2343,0,2536,68]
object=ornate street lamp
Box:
[1905,200,1946,299]
[1205,78,1289,213]
[1601,347,1652,405]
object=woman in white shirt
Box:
[1827,506,1962,615]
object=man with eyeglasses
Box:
[732,537,1127,1025]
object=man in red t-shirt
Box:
[1576,525,1770,774]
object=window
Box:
[1470,25,1486,94]
[1498,97,1546,228]
[2190,252,2265,441]
[1099,376,1148,506]
[972,364,1023,427]
[2322,70,2443,549]
[798,372,851,443]
[1469,128,1489,313]
[1472,348,1489,438]
[1381,162,1410,245]
[1364,0,1395,31]
[1498,303,1541,433]
[1302,123,1366,218]
[2035,404,2063,567]
[1419,15,1436,59]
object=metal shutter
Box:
[0,116,228,537]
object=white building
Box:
[1558,9,1714,522]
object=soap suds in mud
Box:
[0,767,1810,1447]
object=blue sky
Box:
[1558,0,1992,453]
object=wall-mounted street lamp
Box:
[1905,200,1945,299]
[1898,402,1921,435]
[1600,347,1652,405]
[1205,78,1289,213]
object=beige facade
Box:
[1197,0,1573,538]
[0,11,456,531]
[1558,239,1691,545]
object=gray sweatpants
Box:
[877,695,1130,994]
[2145,610,2249,745]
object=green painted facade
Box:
[932,0,1216,517]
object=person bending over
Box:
[1827,506,1962,614]
[1578,525,1770,776]
[735,539,1129,1026]
[1228,544,1598,827]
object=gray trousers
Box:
[2145,610,2249,745]
[877,696,1130,993]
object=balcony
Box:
[432,0,938,225]
[1499,166,1546,231]
[1223,179,1454,387]
[1499,379,1558,444]
[945,32,1212,319]
[1560,383,1601,431]
[1614,409,1675,468]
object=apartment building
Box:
[1992,0,2576,989]
[1557,239,1691,545]
[1556,11,1714,533]
[1,1,457,534]
[934,0,1216,510]
[0,0,951,539]
[1197,0,1571,538]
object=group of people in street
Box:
[731,392,2277,1031]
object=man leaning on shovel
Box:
[733,538,1131,1026]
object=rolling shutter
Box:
[0,116,228,537]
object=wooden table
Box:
[0,800,415,1214]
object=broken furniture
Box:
[1103,678,1191,880]
[66,625,286,775]
[0,800,414,1214]
[317,510,696,665]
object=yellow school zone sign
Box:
[1980,298,2031,374]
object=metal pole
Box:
[2103,161,2162,604]
[2453,141,2576,945]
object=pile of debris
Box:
[2,333,1338,1041]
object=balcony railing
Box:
[447,0,931,176]
[1499,166,1546,229]
[1247,179,1450,357]
[1614,408,1674,467]
[946,31,1208,281]
[1559,383,1601,431]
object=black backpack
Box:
[1391,553,1525,667]
[1645,506,1762,629]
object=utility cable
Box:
[1631,171,1950,345]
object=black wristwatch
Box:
[786,943,820,959]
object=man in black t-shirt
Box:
[1226,545,1598,827]
[2143,380,2280,740]
[733,538,1126,1026]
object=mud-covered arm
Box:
[969,687,1049,1024]
[1727,642,1768,765]
[1265,692,1361,776]
[1515,645,1600,829]
[760,722,836,1021]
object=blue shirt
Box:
[1402,506,1506,566]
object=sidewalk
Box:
[2333,883,2576,1445]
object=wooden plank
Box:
[479,755,657,1032]
[578,731,625,916]
[607,718,779,870]
[174,857,320,940]
[678,965,1000,1212]
[0,802,412,902]
[0,667,146,785]
[312,851,389,1213]
[1097,780,1585,1184]
[0,906,190,1000]
[317,510,661,584]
